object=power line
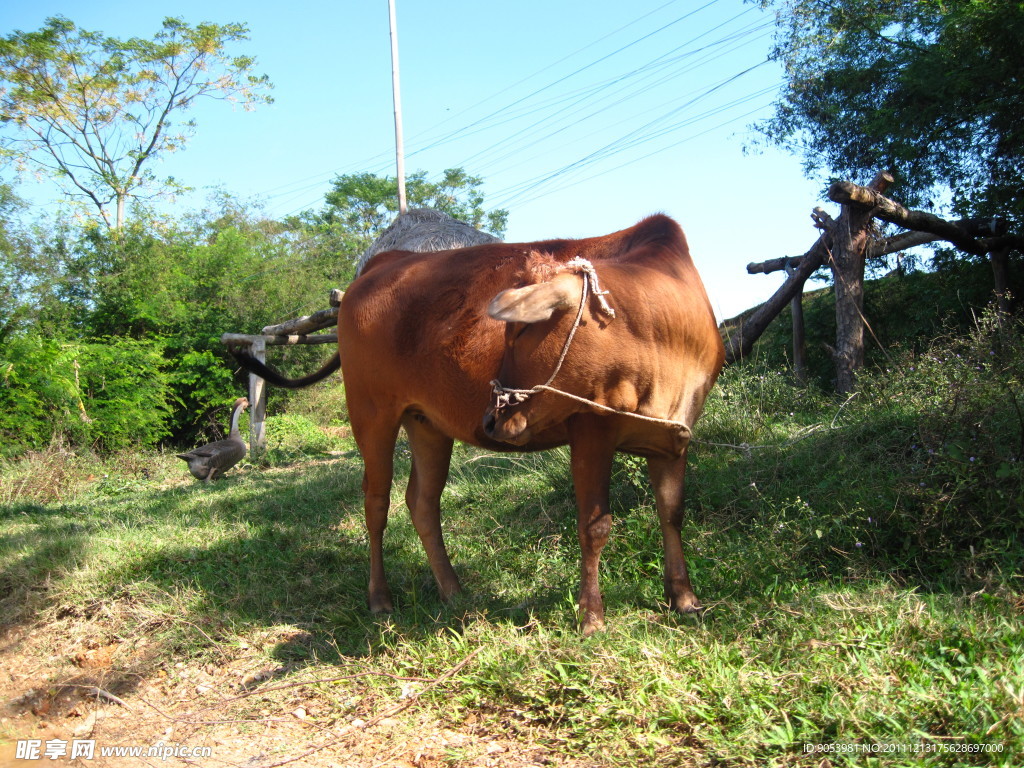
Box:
[255,0,711,210]
[487,60,774,207]
[404,0,726,161]
[456,17,773,182]
[396,0,695,154]
[447,13,767,170]
[264,1,781,221]
[493,90,779,209]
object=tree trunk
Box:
[828,172,892,394]
[829,215,869,394]
[991,247,1011,317]
[116,193,127,232]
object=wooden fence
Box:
[220,289,342,453]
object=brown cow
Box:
[233,214,724,634]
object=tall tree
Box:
[0,16,272,230]
[317,168,508,242]
[757,0,1024,227]
[293,167,508,283]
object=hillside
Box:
[721,257,1024,385]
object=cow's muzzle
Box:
[484,380,534,444]
[483,407,530,444]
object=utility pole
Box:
[388,0,407,213]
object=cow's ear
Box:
[487,274,580,323]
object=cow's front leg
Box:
[569,417,615,635]
[647,450,702,614]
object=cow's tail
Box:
[230,349,341,389]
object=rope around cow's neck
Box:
[488,258,693,436]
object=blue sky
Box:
[1,0,831,320]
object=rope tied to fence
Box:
[489,258,692,436]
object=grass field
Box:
[2,313,1023,767]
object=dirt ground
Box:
[0,623,590,768]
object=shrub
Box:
[261,413,337,463]
[0,334,173,455]
[858,307,1024,576]
[693,304,1024,589]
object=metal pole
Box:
[388,0,407,214]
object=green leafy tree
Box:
[0,182,29,342]
[757,0,1024,226]
[291,167,507,285]
[0,186,99,339]
[315,167,508,244]
[0,16,272,230]
[0,193,345,449]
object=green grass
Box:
[2,312,1023,766]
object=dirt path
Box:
[1,625,587,768]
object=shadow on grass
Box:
[5,405,1020,678]
[0,453,586,667]
[0,501,105,620]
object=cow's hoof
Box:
[368,593,395,614]
[580,614,606,637]
[669,593,703,614]
[437,580,464,604]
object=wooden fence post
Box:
[222,302,340,457]
[248,337,267,454]
[784,259,807,383]
[828,171,893,394]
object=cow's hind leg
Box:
[568,416,616,635]
[403,415,461,602]
[647,450,702,614]
[351,410,401,614]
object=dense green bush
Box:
[861,308,1024,574]
[1,198,354,451]
[0,334,80,453]
[0,334,173,455]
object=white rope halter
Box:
[488,258,692,436]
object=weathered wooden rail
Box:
[729,174,1017,393]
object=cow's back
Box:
[339,215,721,451]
